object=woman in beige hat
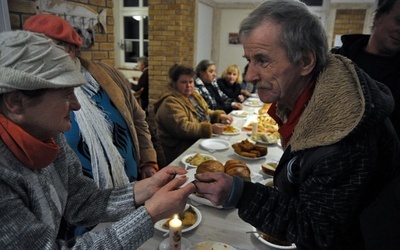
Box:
[0,31,195,249]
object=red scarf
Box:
[0,115,60,170]
[268,81,316,148]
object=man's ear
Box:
[300,50,316,76]
[2,91,24,114]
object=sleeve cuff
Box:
[223,176,244,209]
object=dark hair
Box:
[195,60,215,76]
[375,0,396,19]
[19,89,49,98]
[169,64,196,84]
[239,0,328,76]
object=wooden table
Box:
[139,102,286,250]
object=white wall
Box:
[217,8,252,75]
[196,2,214,67]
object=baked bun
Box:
[261,162,278,176]
[196,160,225,174]
[224,160,251,182]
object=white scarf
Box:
[73,59,130,188]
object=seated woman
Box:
[217,64,245,103]
[0,31,195,249]
[195,60,243,113]
[154,64,233,164]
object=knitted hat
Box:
[23,14,83,48]
[0,31,86,94]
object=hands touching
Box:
[145,174,196,222]
[193,172,234,206]
[134,167,196,213]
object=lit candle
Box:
[169,214,182,250]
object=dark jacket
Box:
[332,34,400,139]
[217,78,242,102]
[236,54,400,249]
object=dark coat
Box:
[236,54,400,249]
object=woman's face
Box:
[226,69,239,84]
[17,87,81,140]
[175,74,194,97]
[199,64,216,84]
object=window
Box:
[114,0,148,68]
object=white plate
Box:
[230,110,249,117]
[187,241,237,250]
[181,153,216,168]
[246,97,260,102]
[234,152,266,161]
[159,237,191,250]
[222,126,241,135]
[200,138,231,151]
[252,227,296,249]
[243,100,263,107]
[189,193,223,209]
[154,205,202,233]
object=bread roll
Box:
[224,160,251,182]
[196,160,225,174]
[261,162,278,176]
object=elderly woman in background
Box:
[195,59,243,113]
[0,31,195,249]
[217,64,245,103]
[154,64,233,164]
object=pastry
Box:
[196,160,225,174]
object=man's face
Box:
[372,1,400,55]
[242,21,307,108]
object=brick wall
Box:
[7,0,115,65]
[332,9,366,47]
[148,0,196,106]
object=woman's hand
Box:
[220,114,233,124]
[145,177,196,223]
[212,123,226,135]
[237,94,245,102]
[233,102,243,110]
[140,165,157,179]
[134,166,187,206]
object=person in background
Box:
[131,56,149,112]
[0,30,196,250]
[194,0,400,249]
[154,64,233,164]
[217,64,245,103]
[195,59,243,113]
[332,0,400,139]
[240,63,257,99]
[23,14,159,238]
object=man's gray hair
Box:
[239,0,328,76]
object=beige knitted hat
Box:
[0,30,86,94]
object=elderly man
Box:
[194,0,400,249]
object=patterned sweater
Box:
[0,134,154,249]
